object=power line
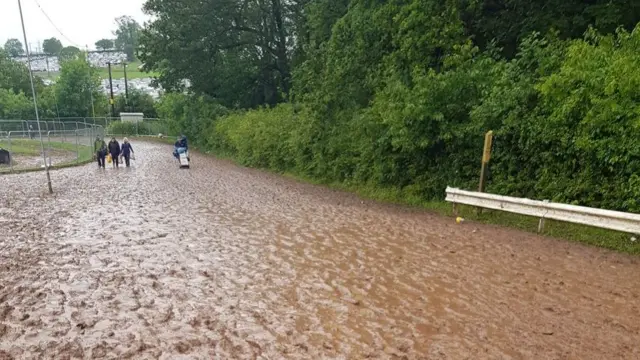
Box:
[31,0,80,47]
[17,0,53,193]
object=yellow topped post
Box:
[479,130,493,193]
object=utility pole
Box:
[18,0,52,194]
[123,62,129,112]
[107,62,115,118]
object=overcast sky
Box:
[1,0,149,51]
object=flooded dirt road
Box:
[1,141,639,359]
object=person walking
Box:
[94,136,107,169]
[108,137,121,168]
[120,137,135,167]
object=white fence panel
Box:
[445,187,640,234]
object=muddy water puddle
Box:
[1,142,639,359]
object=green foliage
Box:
[59,46,81,62]
[4,39,24,57]
[460,0,640,57]
[482,26,640,211]
[106,121,151,136]
[95,39,115,51]
[42,38,63,55]
[136,0,640,223]
[215,104,312,172]
[0,89,33,119]
[114,88,157,118]
[0,49,42,96]
[113,16,141,61]
[55,56,107,118]
[156,93,228,147]
[139,0,302,108]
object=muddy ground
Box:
[1,141,639,359]
[1,151,76,172]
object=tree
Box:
[113,16,141,61]
[42,38,63,55]
[459,0,640,57]
[58,46,81,62]
[0,49,42,96]
[95,39,115,51]
[4,39,24,57]
[139,0,304,108]
[114,88,157,118]
[0,88,33,119]
[55,55,107,117]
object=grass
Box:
[0,138,82,154]
[95,61,159,80]
[0,138,93,174]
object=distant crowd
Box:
[12,52,128,72]
[101,78,161,99]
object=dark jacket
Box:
[121,142,133,156]
[108,140,120,156]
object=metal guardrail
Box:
[445,187,640,234]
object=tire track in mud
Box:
[1,141,639,359]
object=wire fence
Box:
[0,120,105,173]
[0,117,171,134]
[0,116,176,173]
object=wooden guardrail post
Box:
[477,130,493,214]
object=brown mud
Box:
[1,141,639,359]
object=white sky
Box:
[1,0,149,51]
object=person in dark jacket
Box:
[120,137,135,167]
[94,136,107,169]
[108,137,121,168]
[173,135,189,160]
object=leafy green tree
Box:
[139,0,304,108]
[4,39,24,57]
[113,16,141,61]
[150,0,640,214]
[460,0,640,57]
[0,49,42,96]
[95,39,115,51]
[0,89,33,119]
[59,46,81,62]
[156,93,227,144]
[42,38,63,55]
[55,55,106,117]
[486,26,640,211]
[114,88,157,118]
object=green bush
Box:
[203,25,640,213]
[215,104,312,172]
[155,93,228,148]
[106,121,150,136]
[484,27,640,211]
